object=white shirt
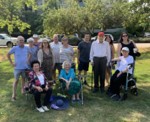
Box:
[117,55,134,74]
[90,39,111,64]
[50,42,62,63]
[37,74,45,85]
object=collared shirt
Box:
[90,39,111,64]
[50,42,62,63]
[8,45,30,69]
[117,55,134,74]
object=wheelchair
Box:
[109,61,138,101]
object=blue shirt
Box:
[8,46,30,69]
[59,68,75,81]
[28,46,38,63]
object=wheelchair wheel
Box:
[130,88,138,96]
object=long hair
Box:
[105,35,113,45]
[119,32,129,43]
[41,38,51,49]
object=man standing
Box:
[78,33,91,85]
[7,36,31,101]
[50,34,62,83]
[90,32,111,93]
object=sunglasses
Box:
[122,35,128,37]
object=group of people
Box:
[7,31,139,112]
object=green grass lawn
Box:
[0,48,150,122]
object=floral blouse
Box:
[28,71,47,87]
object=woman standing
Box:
[27,38,38,68]
[38,38,54,80]
[105,35,115,85]
[117,32,138,60]
[60,37,75,70]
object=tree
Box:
[43,0,105,37]
[123,0,150,35]
[0,0,37,34]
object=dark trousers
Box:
[109,70,129,95]
[33,88,52,108]
[93,57,107,89]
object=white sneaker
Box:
[36,107,45,112]
[42,106,49,111]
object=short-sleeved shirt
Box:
[78,41,91,62]
[60,45,74,63]
[117,55,134,74]
[59,68,75,81]
[8,46,30,69]
[50,42,62,63]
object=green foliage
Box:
[123,0,150,35]
[0,0,37,34]
[43,0,104,37]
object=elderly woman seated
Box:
[28,60,52,112]
[107,47,134,101]
[59,61,81,103]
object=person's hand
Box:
[77,60,80,64]
[91,62,94,66]
[66,81,70,90]
[45,85,49,91]
[11,62,16,67]
[36,86,43,92]
[117,72,122,77]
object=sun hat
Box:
[122,47,129,52]
[50,96,69,110]
[98,32,104,37]
[27,38,34,43]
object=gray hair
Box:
[17,36,24,42]
[27,37,34,43]
[62,61,71,69]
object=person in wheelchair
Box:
[107,47,134,101]
[59,61,81,103]
[28,60,52,112]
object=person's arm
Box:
[7,47,15,67]
[106,42,111,65]
[131,40,138,51]
[111,44,115,59]
[117,43,122,57]
[90,42,94,65]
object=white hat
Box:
[122,47,129,52]
[33,34,39,38]
[27,38,34,43]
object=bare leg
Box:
[72,95,75,100]
[21,78,25,94]
[12,79,19,99]
[76,93,80,100]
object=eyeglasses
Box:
[122,35,128,37]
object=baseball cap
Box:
[98,32,104,37]
[122,47,129,52]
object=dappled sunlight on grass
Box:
[0,48,150,122]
